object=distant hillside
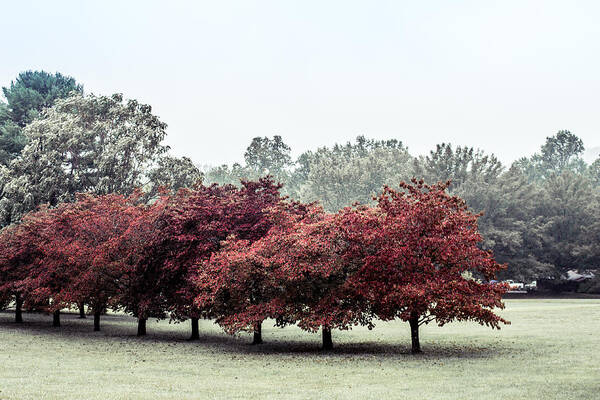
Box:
[584,146,600,163]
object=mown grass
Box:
[0,299,598,399]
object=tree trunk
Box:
[15,293,23,323]
[190,318,200,340]
[93,311,101,331]
[137,317,147,336]
[53,310,61,327]
[409,314,421,354]
[78,303,86,318]
[252,321,263,345]
[322,326,333,351]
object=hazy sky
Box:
[2,1,599,166]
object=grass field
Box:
[0,299,598,399]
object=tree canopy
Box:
[0,177,508,351]
[0,70,83,165]
[0,93,180,226]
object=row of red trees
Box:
[0,178,508,352]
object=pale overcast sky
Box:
[1,1,599,166]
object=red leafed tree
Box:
[197,203,372,349]
[0,193,144,330]
[195,237,280,344]
[144,183,238,339]
[0,224,25,321]
[13,204,82,327]
[269,207,374,350]
[357,179,509,353]
[51,193,144,331]
[108,177,284,338]
[194,199,302,345]
[108,195,171,336]
[158,177,286,341]
[0,222,42,323]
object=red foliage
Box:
[196,179,508,351]
[12,204,77,312]
[0,176,507,352]
[0,193,144,319]
[0,221,41,311]
[112,177,288,329]
[54,193,144,316]
[107,195,170,323]
[196,203,372,341]
[353,179,509,351]
[158,178,286,322]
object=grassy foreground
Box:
[0,299,598,399]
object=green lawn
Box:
[0,299,598,399]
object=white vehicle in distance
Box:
[504,280,524,290]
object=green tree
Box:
[516,130,586,181]
[539,130,585,173]
[536,171,599,275]
[507,133,600,278]
[0,103,25,165]
[0,71,83,165]
[145,155,203,200]
[575,191,600,270]
[292,136,413,211]
[203,163,252,186]
[413,143,503,188]
[0,93,167,226]
[459,166,553,280]
[244,135,292,180]
[588,158,600,186]
[205,135,293,187]
[2,70,83,127]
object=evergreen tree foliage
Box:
[0,71,82,165]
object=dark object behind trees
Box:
[576,276,600,294]
[537,279,580,293]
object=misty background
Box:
[1,1,599,166]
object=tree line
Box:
[0,69,597,349]
[205,135,600,284]
[0,176,508,352]
[2,71,598,285]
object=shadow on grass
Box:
[0,310,509,360]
